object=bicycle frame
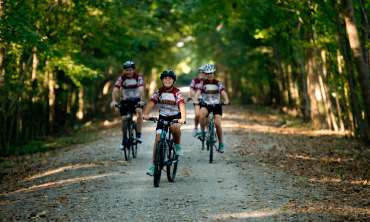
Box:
[207,110,218,163]
[116,102,143,160]
[152,118,179,187]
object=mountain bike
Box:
[198,103,226,163]
[147,117,183,187]
[116,101,144,161]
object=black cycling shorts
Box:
[200,103,223,116]
[155,113,181,133]
[119,98,141,116]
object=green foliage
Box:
[1,0,369,149]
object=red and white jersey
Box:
[114,73,144,100]
[150,87,185,117]
[201,79,225,105]
[190,78,204,99]
[190,78,204,91]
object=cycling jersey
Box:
[201,79,225,105]
[190,78,204,91]
[190,78,204,100]
[114,73,144,100]
[150,87,185,117]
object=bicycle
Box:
[116,101,144,161]
[197,102,226,163]
[147,117,184,187]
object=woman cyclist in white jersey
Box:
[195,64,229,153]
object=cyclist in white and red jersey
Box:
[195,64,229,153]
[189,65,206,137]
[111,60,145,149]
[143,70,186,176]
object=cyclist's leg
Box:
[214,114,222,143]
[199,107,209,132]
[147,127,161,176]
[194,104,200,128]
[119,101,129,149]
[170,124,183,155]
[214,104,224,152]
[135,107,143,140]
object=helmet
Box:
[203,64,216,73]
[198,65,205,72]
[160,69,176,81]
[122,60,135,69]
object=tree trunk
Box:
[48,69,55,133]
[342,0,370,140]
[319,49,338,131]
[306,48,322,128]
[359,0,369,67]
[334,2,363,136]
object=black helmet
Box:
[122,60,135,69]
[160,69,176,81]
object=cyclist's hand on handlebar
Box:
[111,101,119,110]
[138,101,146,107]
[143,114,150,120]
[223,101,230,105]
[178,119,186,124]
[186,97,193,102]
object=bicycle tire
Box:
[166,142,178,182]
[154,141,165,187]
[122,121,131,161]
[130,122,138,159]
[209,122,214,163]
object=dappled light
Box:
[24,163,98,181]
[208,208,281,220]
[2,172,120,196]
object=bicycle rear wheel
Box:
[154,141,165,187]
[166,143,178,182]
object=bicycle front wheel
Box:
[123,122,131,161]
[209,125,215,163]
[167,143,178,182]
[154,141,165,187]
[130,123,138,159]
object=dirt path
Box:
[0,105,369,221]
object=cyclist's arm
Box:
[194,90,201,103]
[138,86,145,101]
[221,90,230,104]
[143,100,155,119]
[189,88,195,100]
[111,87,121,107]
[179,102,186,124]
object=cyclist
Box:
[189,65,206,137]
[194,64,229,153]
[143,70,186,176]
[111,60,145,149]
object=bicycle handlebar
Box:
[192,102,230,106]
[115,101,146,109]
[145,117,186,125]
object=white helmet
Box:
[203,64,216,73]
